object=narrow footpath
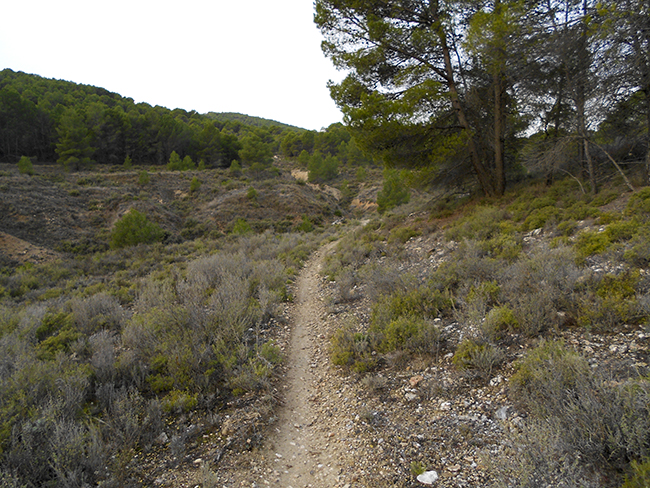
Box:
[265,241,347,488]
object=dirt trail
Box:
[265,241,347,488]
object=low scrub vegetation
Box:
[326,178,650,486]
[0,202,326,487]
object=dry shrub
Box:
[361,374,388,393]
[89,330,116,383]
[512,290,560,337]
[509,340,650,483]
[69,293,127,335]
[334,267,360,303]
[452,338,504,379]
[360,262,413,301]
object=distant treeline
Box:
[0,69,374,170]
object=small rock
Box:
[417,470,439,485]
[406,393,419,402]
[496,406,509,420]
[410,375,424,387]
[439,401,451,411]
[447,464,461,472]
[489,375,503,386]
[193,458,203,465]
[154,432,169,445]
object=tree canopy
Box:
[315,0,650,195]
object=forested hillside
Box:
[0,69,375,175]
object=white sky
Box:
[0,0,345,131]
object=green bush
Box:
[388,226,421,244]
[247,186,258,201]
[452,338,503,377]
[162,390,198,413]
[330,325,377,373]
[482,305,518,340]
[377,169,410,214]
[574,230,611,261]
[622,459,650,488]
[123,155,133,169]
[232,218,252,235]
[522,205,560,231]
[110,209,164,249]
[137,170,150,186]
[509,340,590,417]
[371,286,453,329]
[379,316,441,354]
[578,271,641,330]
[296,215,314,233]
[190,176,201,194]
[626,187,650,220]
[445,206,510,242]
[229,160,242,176]
[17,156,34,175]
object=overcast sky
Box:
[0,0,345,131]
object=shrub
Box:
[17,156,34,176]
[388,226,421,245]
[372,286,453,329]
[123,155,132,169]
[162,390,198,413]
[445,206,510,242]
[137,170,150,186]
[330,324,377,373]
[247,186,258,200]
[626,187,650,221]
[509,340,650,480]
[622,459,650,488]
[452,338,503,378]
[229,160,242,176]
[377,169,410,214]
[379,316,441,354]
[232,218,252,235]
[509,340,590,417]
[482,305,518,340]
[69,293,126,335]
[578,271,642,330]
[296,215,314,233]
[512,290,559,337]
[110,209,164,249]
[190,176,201,194]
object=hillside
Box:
[205,112,306,132]
[0,160,649,487]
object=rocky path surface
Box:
[265,240,347,487]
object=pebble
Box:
[417,470,439,485]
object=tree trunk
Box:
[576,0,597,194]
[646,87,650,185]
[577,98,597,194]
[432,4,496,196]
[493,60,507,196]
